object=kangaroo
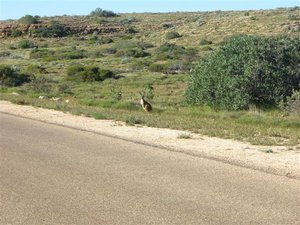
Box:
[140,95,152,112]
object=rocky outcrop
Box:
[0,20,132,38]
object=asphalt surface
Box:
[0,113,299,225]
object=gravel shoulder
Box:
[0,100,299,179]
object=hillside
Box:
[0,7,299,147]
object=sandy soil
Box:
[0,100,299,179]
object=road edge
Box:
[1,109,299,180]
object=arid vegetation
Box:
[0,7,299,146]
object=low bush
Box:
[165,61,191,74]
[196,18,206,27]
[66,65,114,82]
[161,22,174,29]
[101,47,117,55]
[126,116,143,125]
[116,40,153,50]
[149,62,169,73]
[199,38,213,45]
[97,38,113,45]
[120,17,138,25]
[109,87,122,101]
[131,59,151,70]
[0,65,32,87]
[149,61,190,74]
[32,21,70,37]
[18,40,36,49]
[116,48,149,58]
[25,64,46,75]
[30,75,53,93]
[165,31,181,40]
[55,83,73,95]
[0,52,11,57]
[11,29,22,37]
[127,27,138,34]
[155,43,187,60]
[30,48,86,61]
[141,83,154,100]
[90,8,118,17]
[19,15,39,25]
[186,35,300,110]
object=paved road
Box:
[0,113,299,225]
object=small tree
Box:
[19,15,39,25]
[90,8,117,17]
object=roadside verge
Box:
[0,100,299,179]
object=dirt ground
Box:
[0,100,299,179]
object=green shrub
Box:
[116,48,149,58]
[127,27,138,34]
[30,48,86,61]
[166,61,191,74]
[89,33,98,42]
[199,38,213,45]
[196,18,206,27]
[0,65,32,87]
[149,60,190,74]
[186,35,300,110]
[97,38,113,45]
[56,83,73,95]
[131,59,151,70]
[149,63,169,73]
[18,40,36,49]
[155,43,187,60]
[25,64,46,75]
[93,112,107,120]
[161,22,174,29]
[89,50,104,58]
[101,48,117,55]
[0,52,11,57]
[165,31,181,40]
[19,15,39,25]
[33,21,69,37]
[141,83,154,100]
[90,8,118,17]
[120,17,138,25]
[11,29,22,37]
[126,116,143,125]
[66,65,114,82]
